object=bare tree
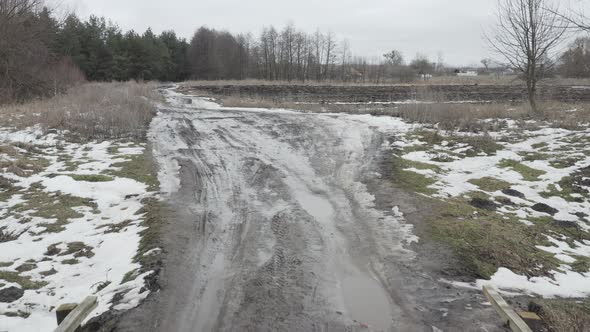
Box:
[323,31,336,80]
[481,58,493,71]
[383,50,404,66]
[410,53,434,80]
[552,5,590,32]
[0,0,77,102]
[436,51,445,74]
[487,0,568,113]
[340,39,350,81]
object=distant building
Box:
[455,70,478,77]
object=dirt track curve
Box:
[115,87,506,332]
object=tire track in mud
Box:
[121,87,506,332]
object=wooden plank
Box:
[53,296,98,332]
[518,311,541,321]
[483,286,532,332]
[56,303,78,325]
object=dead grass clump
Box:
[393,102,527,132]
[0,176,15,190]
[0,81,159,141]
[0,145,17,156]
[0,228,24,243]
[1,157,49,177]
[531,299,590,332]
[539,102,590,130]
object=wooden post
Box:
[53,296,98,332]
[483,285,532,332]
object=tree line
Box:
[2,0,590,105]
[1,0,189,102]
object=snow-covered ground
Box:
[2,88,589,330]
[0,128,157,332]
[394,122,590,298]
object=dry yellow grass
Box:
[0,81,159,140]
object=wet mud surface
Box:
[116,89,506,332]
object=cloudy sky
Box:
[58,0,586,66]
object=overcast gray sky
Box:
[59,0,587,67]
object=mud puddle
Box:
[341,274,393,331]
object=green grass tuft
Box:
[498,159,546,181]
[0,271,47,289]
[106,153,158,191]
[428,199,560,279]
[468,177,512,192]
[70,174,114,182]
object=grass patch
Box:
[15,262,37,273]
[0,157,50,177]
[529,217,590,246]
[61,160,84,172]
[61,242,95,258]
[549,156,583,169]
[121,269,139,284]
[571,255,590,273]
[106,152,158,191]
[468,177,512,192]
[70,174,114,182]
[0,228,23,243]
[133,198,163,280]
[532,142,549,149]
[460,136,504,157]
[0,177,21,202]
[518,151,551,162]
[0,271,47,289]
[9,186,98,228]
[61,258,79,265]
[2,311,31,318]
[428,198,560,279]
[97,220,134,234]
[540,177,589,202]
[39,268,57,276]
[396,156,441,172]
[498,159,546,181]
[109,147,163,291]
[107,146,120,154]
[406,129,503,158]
[390,156,437,195]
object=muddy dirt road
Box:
[118,87,504,332]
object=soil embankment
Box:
[182,84,590,103]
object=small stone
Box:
[470,197,498,211]
[0,286,24,303]
[496,197,515,206]
[553,219,578,228]
[502,188,525,199]
[531,203,558,216]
